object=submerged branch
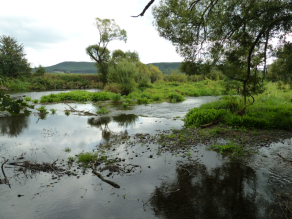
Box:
[92,162,120,188]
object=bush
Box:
[167,93,185,102]
[110,93,122,102]
[34,65,46,76]
[104,83,123,94]
[137,97,149,104]
[184,108,228,127]
[107,61,138,95]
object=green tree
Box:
[152,0,292,108]
[86,18,127,83]
[107,61,138,95]
[0,35,31,77]
[268,42,292,86]
[148,64,163,83]
[34,65,46,76]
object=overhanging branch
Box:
[132,0,155,17]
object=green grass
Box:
[32,99,39,103]
[40,90,112,103]
[184,83,292,130]
[209,142,247,159]
[50,108,57,114]
[97,107,109,114]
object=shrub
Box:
[110,93,122,102]
[104,83,123,94]
[137,97,149,104]
[167,93,185,102]
[184,108,228,127]
[34,65,46,76]
[107,61,138,95]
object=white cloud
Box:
[0,0,183,67]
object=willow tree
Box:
[151,0,292,109]
[86,18,127,83]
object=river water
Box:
[0,90,291,219]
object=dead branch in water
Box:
[1,158,10,188]
[65,104,98,116]
[92,162,120,188]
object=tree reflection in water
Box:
[150,161,284,219]
[0,115,29,137]
[112,114,138,128]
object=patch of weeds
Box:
[210,142,246,158]
[50,109,57,114]
[37,105,49,114]
[68,157,75,162]
[137,97,149,104]
[24,96,31,101]
[97,107,109,114]
[208,126,227,136]
[110,93,122,102]
[32,99,39,104]
[167,93,185,102]
[175,116,181,118]
[252,130,259,136]
[186,151,192,157]
[65,110,70,116]
[78,152,98,163]
[167,133,176,139]
[64,147,71,152]
[122,102,129,108]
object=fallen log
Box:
[92,162,120,188]
[200,119,222,128]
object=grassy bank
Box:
[38,79,224,103]
[2,73,103,91]
[184,82,292,130]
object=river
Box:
[0,90,291,219]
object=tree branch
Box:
[132,0,155,17]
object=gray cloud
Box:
[0,16,68,49]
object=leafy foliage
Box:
[107,61,138,95]
[34,65,46,76]
[0,35,31,77]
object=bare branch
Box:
[132,0,155,17]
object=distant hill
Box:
[147,62,181,74]
[42,61,97,74]
[41,61,182,74]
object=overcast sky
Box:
[0,0,183,67]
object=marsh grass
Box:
[97,107,109,114]
[185,83,292,130]
[32,99,39,103]
[24,96,31,101]
[209,142,247,159]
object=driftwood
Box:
[277,153,292,163]
[200,119,222,128]
[92,162,120,188]
[65,104,98,116]
[1,158,10,188]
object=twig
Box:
[1,158,10,188]
[92,162,120,188]
[277,153,292,162]
[132,0,155,17]
[279,201,289,219]
[50,159,59,177]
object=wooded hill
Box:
[40,61,181,74]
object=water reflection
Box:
[0,115,29,137]
[150,161,283,219]
[112,114,139,128]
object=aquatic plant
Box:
[65,110,70,116]
[32,99,39,103]
[210,142,246,159]
[122,102,129,108]
[24,96,31,101]
[37,105,49,114]
[97,107,109,114]
[68,157,74,162]
[64,147,71,152]
[137,97,149,104]
[50,109,57,114]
